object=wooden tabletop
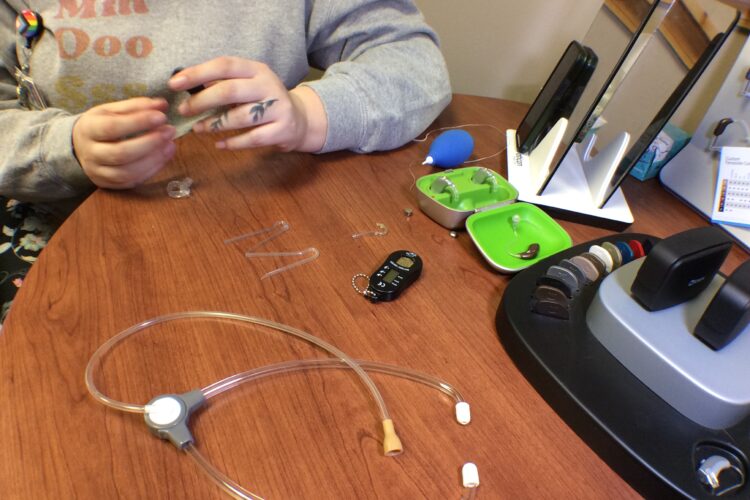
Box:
[0,94,746,499]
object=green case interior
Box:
[466,202,572,273]
[416,167,517,212]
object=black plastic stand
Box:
[496,234,750,499]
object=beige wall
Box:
[415,0,747,134]
[414,0,602,103]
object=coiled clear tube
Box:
[84,311,390,421]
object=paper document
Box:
[711,146,750,228]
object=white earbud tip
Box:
[455,401,471,425]
[422,156,434,165]
[462,462,479,488]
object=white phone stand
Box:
[660,34,750,251]
[507,119,634,229]
[507,118,568,195]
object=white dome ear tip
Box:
[462,462,479,488]
[455,401,471,425]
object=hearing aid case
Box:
[416,167,518,229]
[466,203,571,273]
[417,168,570,273]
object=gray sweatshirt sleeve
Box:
[302,0,452,153]
[0,6,92,202]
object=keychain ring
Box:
[352,273,376,298]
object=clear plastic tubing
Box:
[202,358,466,404]
[461,487,478,500]
[85,312,470,500]
[84,311,389,422]
[189,359,466,500]
[184,442,264,500]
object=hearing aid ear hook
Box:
[224,220,290,250]
[352,222,388,239]
[709,118,750,151]
[471,167,499,193]
[430,176,459,204]
[225,221,318,279]
[245,247,320,280]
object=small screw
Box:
[449,231,458,238]
[404,208,414,217]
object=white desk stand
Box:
[507,118,568,195]
[660,34,750,251]
[507,120,634,229]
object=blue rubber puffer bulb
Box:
[422,129,474,168]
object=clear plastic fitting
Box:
[167,177,193,199]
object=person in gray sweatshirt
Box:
[1,0,451,201]
[0,0,451,321]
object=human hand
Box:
[72,97,176,189]
[169,57,326,152]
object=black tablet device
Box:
[516,41,598,155]
[536,0,661,196]
[598,21,737,208]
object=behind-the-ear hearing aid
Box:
[694,259,750,350]
[430,176,459,204]
[471,167,499,193]
[709,117,750,151]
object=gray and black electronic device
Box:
[630,226,733,311]
[498,232,750,498]
[695,259,750,350]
